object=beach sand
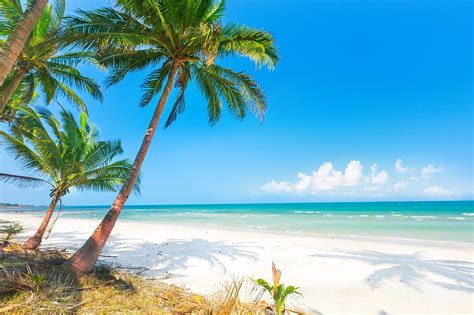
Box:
[1,212,473,314]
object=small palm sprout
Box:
[255,262,302,315]
[0,106,138,250]
[0,221,23,245]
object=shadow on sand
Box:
[46,230,260,279]
[312,249,474,292]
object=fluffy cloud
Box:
[395,158,413,173]
[260,180,292,193]
[258,159,454,198]
[260,160,388,194]
[423,185,452,196]
[370,164,389,185]
[393,181,408,191]
[420,164,444,178]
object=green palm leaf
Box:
[0,173,52,188]
[1,0,102,119]
[1,106,138,197]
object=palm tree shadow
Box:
[312,250,474,293]
[104,237,260,278]
[45,230,261,279]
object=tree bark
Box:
[0,0,48,86]
[65,63,179,275]
[23,191,59,250]
[0,68,26,113]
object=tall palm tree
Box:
[0,106,139,249]
[0,0,49,86]
[63,0,278,275]
[0,0,102,116]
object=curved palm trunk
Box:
[0,0,48,86]
[0,68,26,113]
[66,64,178,275]
[24,191,59,250]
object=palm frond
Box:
[219,24,279,69]
[0,173,52,188]
[164,63,191,128]
[140,61,171,107]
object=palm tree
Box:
[63,0,278,275]
[0,106,138,249]
[0,0,49,86]
[0,0,102,116]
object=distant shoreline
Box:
[0,203,35,208]
[1,199,472,209]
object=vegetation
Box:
[0,0,102,118]
[63,0,279,275]
[0,220,22,245]
[255,262,302,315]
[0,241,302,314]
[0,106,138,249]
[0,0,49,86]
[0,0,300,310]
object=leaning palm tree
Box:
[63,0,278,274]
[0,0,102,115]
[0,0,49,85]
[0,106,138,249]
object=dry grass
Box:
[0,242,272,314]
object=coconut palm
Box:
[0,0,102,116]
[0,0,49,85]
[0,106,138,249]
[63,0,278,274]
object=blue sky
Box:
[1,0,473,205]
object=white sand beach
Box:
[1,212,473,314]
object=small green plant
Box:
[255,262,302,315]
[26,265,45,292]
[0,222,22,243]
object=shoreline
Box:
[3,209,472,248]
[1,212,473,314]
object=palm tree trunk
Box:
[66,63,179,275]
[24,191,59,250]
[0,0,48,86]
[0,68,26,113]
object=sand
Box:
[1,212,473,314]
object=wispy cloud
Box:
[394,158,413,173]
[420,164,444,179]
[423,185,452,196]
[393,181,408,191]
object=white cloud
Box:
[395,158,413,173]
[259,160,384,194]
[260,180,292,193]
[370,164,389,185]
[343,160,365,186]
[423,185,452,196]
[312,162,344,191]
[364,186,380,192]
[393,181,408,191]
[420,164,444,178]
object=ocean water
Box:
[2,201,473,243]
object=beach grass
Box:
[0,242,243,314]
[0,241,285,314]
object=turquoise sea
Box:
[2,201,473,243]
